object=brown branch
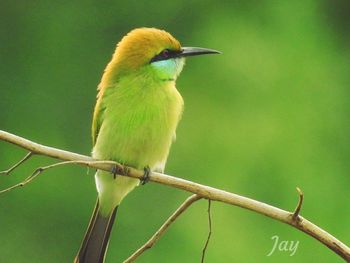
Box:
[1,130,350,261]
[0,152,33,176]
[292,187,304,221]
[0,168,38,195]
[201,199,212,263]
[0,160,120,194]
[123,194,202,263]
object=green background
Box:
[1,1,349,262]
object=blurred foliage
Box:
[0,1,349,262]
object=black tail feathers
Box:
[74,199,118,263]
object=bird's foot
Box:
[140,166,151,185]
[111,164,130,179]
[111,164,125,179]
[111,165,118,179]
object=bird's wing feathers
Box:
[92,87,107,146]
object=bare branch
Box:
[1,130,350,261]
[0,160,122,194]
[123,195,202,263]
[0,152,33,176]
[292,187,304,221]
[201,199,212,263]
[0,166,42,195]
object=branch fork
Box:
[291,187,304,223]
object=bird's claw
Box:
[111,165,119,179]
[140,166,151,185]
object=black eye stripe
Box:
[150,49,181,63]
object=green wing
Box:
[92,91,106,146]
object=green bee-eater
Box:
[74,27,220,263]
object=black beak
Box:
[179,47,221,58]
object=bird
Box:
[74,27,220,263]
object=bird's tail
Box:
[74,199,118,263]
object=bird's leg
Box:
[111,165,120,179]
[111,163,130,179]
[140,166,151,185]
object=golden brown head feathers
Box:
[115,28,181,68]
[101,28,181,86]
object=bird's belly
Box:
[92,107,179,214]
[93,117,173,171]
[93,117,174,215]
[92,84,183,212]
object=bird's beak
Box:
[179,47,221,58]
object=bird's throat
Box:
[150,57,185,82]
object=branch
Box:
[123,194,202,263]
[0,160,119,194]
[292,187,304,221]
[201,199,212,263]
[1,130,350,261]
[0,152,33,176]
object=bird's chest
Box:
[93,84,183,169]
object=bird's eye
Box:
[162,49,170,58]
[150,49,175,63]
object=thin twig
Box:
[0,167,42,194]
[0,160,126,195]
[123,195,202,263]
[201,200,212,263]
[0,130,350,261]
[0,152,33,176]
[292,187,304,221]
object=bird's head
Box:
[104,28,220,83]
